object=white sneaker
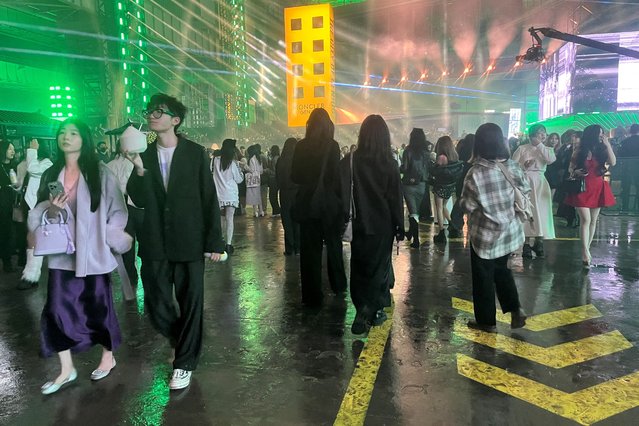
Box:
[169,368,192,390]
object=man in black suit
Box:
[126,93,225,390]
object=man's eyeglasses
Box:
[143,108,177,119]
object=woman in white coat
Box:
[512,124,556,258]
[18,139,53,289]
[212,138,243,254]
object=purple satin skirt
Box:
[40,269,122,357]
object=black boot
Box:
[531,239,544,258]
[409,218,420,248]
[522,244,533,258]
[433,229,447,244]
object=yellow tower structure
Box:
[284,4,335,127]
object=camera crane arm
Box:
[531,27,639,60]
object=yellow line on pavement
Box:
[451,297,602,331]
[457,353,639,425]
[453,321,632,368]
[334,308,394,426]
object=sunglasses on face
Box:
[142,108,177,119]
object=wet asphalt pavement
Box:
[0,212,638,425]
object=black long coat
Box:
[127,137,224,261]
[290,138,342,226]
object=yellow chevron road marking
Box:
[451,297,602,331]
[453,321,632,368]
[334,307,394,426]
[457,354,639,425]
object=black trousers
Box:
[280,191,300,254]
[470,245,520,325]
[269,183,281,215]
[122,206,144,285]
[299,219,347,305]
[0,204,14,264]
[140,258,204,371]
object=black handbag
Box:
[562,177,586,194]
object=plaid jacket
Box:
[461,158,530,259]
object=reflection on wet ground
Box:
[0,214,637,425]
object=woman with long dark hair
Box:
[212,138,244,254]
[0,140,18,272]
[431,136,463,243]
[340,115,403,334]
[400,128,429,248]
[291,108,346,306]
[276,138,300,255]
[564,124,616,267]
[28,118,130,394]
[461,123,528,331]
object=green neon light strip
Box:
[526,112,639,133]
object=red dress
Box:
[565,158,615,208]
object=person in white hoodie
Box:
[18,138,53,290]
[212,138,243,254]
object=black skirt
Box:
[350,229,395,313]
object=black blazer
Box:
[127,137,224,261]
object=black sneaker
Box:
[225,244,234,255]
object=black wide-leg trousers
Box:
[299,219,347,305]
[140,258,204,371]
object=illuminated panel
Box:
[284,4,335,127]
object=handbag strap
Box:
[349,151,356,219]
[495,161,520,194]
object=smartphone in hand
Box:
[48,181,65,198]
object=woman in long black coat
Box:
[276,138,300,255]
[340,115,404,334]
[291,108,347,307]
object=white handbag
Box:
[33,210,76,256]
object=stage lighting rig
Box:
[516,27,546,63]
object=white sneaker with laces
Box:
[169,368,192,390]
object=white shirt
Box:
[157,144,176,190]
[106,155,136,207]
[24,149,53,209]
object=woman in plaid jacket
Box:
[460,123,530,332]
